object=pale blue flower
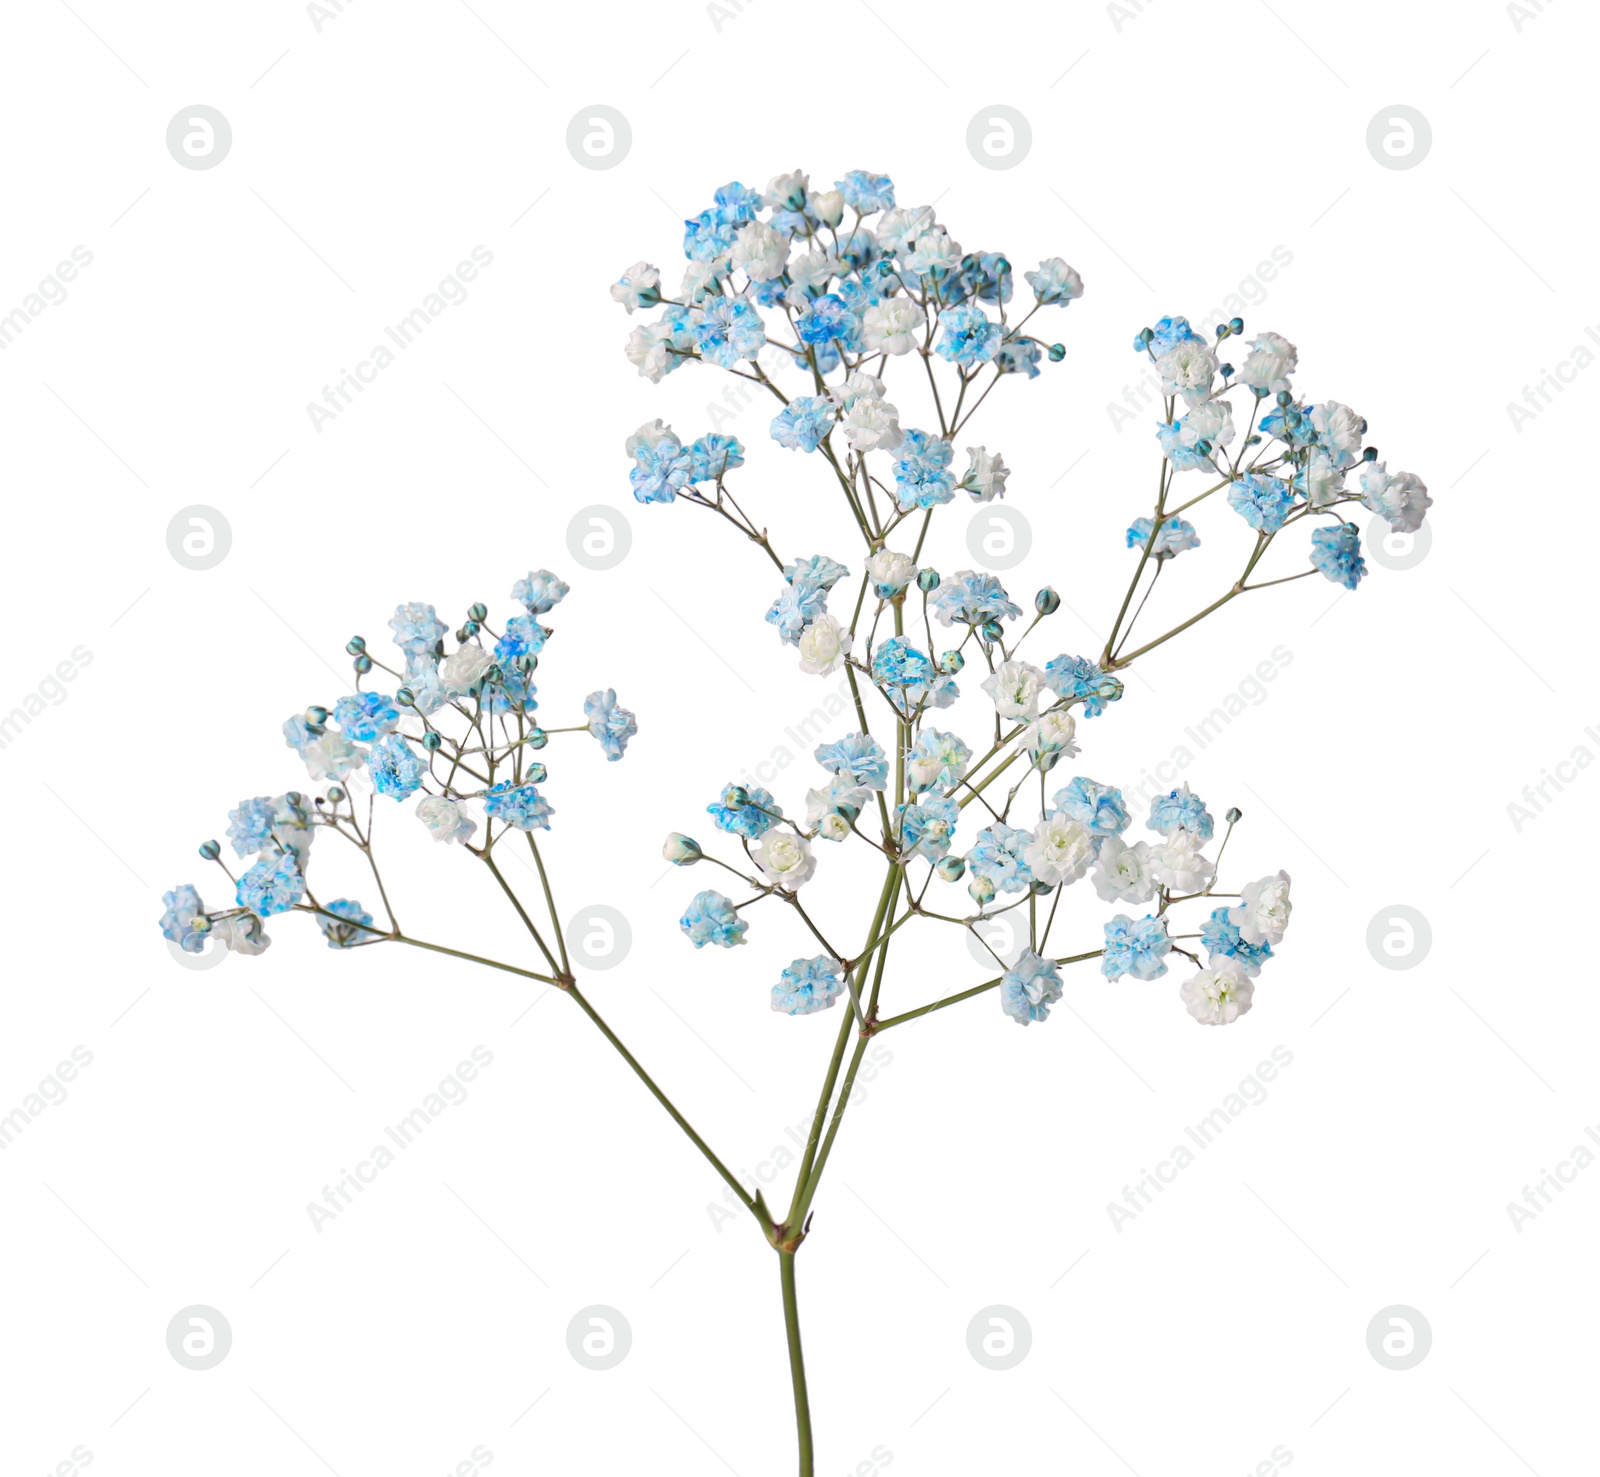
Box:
[1228,473,1295,533]
[680,890,748,949]
[936,303,1002,366]
[695,295,765,367]
[1200,906,1273,976]
[772,955,845,1015]
[1156,419,1216,472]
[1000,950,1064,1026]
[160,883,207,952]
[510,570,569,614]
[930,571,1021,628]
[1043,655,1123,718]
[707,783,781,839]
[1126,516,1200,557]
[771,397,835,453]
[814,732,888,791]
[226,797,278,858]
[910,728,971,788]
[237,854,304,917]
[689,434,745,483]
[871,636,935,690]
[1148,784,1214,841]
[1140,316,1202,356]
[892,430,956,510]
[630,431,693,503]
[1309,521,1366,590]
[389,602,447,656]
[966,823,1034,894]
[1101,914,1171,981]
[369,734,425,801]
[766,580,828,645]
[836,170,895,213]
[494,615,547,662]
[318,898,378,949]
[584,688,637,761]
[1054,777,1129,836]
[333,691,400,743]
[282,713,318,753]
[784,554,850,590]
[485,781,555,830]
[897,795,959,859]
[995,334,1042,378]
[403,654,449,716]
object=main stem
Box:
[780,1250,814,1477]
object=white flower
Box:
[1180,398,1235,453]
[877,206,937,255]
[806,776,869,839]
[416,794,476,845]
[788,250,840,295]
[907,754,945,791]
[680,258,730,302]
[1157,339,1218,405]
[1150,829,1215,892]
[816,812,851,842]
[810,189,844,228]
[764,169,809,211]
[662,832,702,864]
[609,261,660,313]
[904,227,961,274]
[842,397,903,453]
[1092,836,1156,904]
[303,732,365,781]
[867,549,917,595]
[213,912,271,955]
[832,371,886,408]
[626,321,689,383]
[963,446,1009,502]
[1180,959,1254,1025]
[862,298,926,355]
[980,660,1047,721]
[1304,449,1345,508]
[1232,870,1291,946]
[1236,331,1298,394]
[1024,256,1084,304]
[797,615,852,675]
[441,644,492,695]
[1358,462,1432,533]
[1310,401,1365,466]
[1023,813,1094,886]
[731,221,788,282]
[625,418,677,458]
[1020,710,1078,760]
[757,829,816,889]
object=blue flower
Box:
[1000,950,1064,1026]
[226,797,278,858]
[814,732,888,791]
[892,430,957,510]
[1101,914,1171,981]
[965,252,1014,306]
[402,653,449,716]
[796,294,861,349]
[1200,906,1273,976]
[494,615,547,662]
[836,170,895,213]
[482,666,537,716]
[772,955,846,1015]
[630,430,694,503]
[695,295,765,367]
[770,397,835,453]
[485,781,555,830]
[584,688,637,761]
[930,570,1021,628]
[897,795,960,859]
[283,713,319,752]
[995,333,1042,378]
[1227,473,1296,533]
[1053,777,1129,836]
[1259,402,1316,450]
[160,883,208,952]
[1155,419,1217,472]
[936,303,1002,366]
[910,728,971,788]
[689,434,745,483]
[765,579,828,645]
[1141,316,1202,356]
[369,734,425,800]
[318,898,379,948]
[712,180,762,225]
[707,783,781,839]
[683,209,738,262]
[511,569,569,615]
[1309,521,1366,590]
[1126,516,1200,558]
[966,823,1034,894]
[237,854,305,918]
[1148,783,1214,841]
[1043,655,1123,718]
[871,636,935,689]
[389,602,447,657]
[784,554,850,590]
[680,890,748,949]
[333,691,400,743]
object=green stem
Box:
[779,1251,814,1477]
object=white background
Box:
[2,2,1595,1474]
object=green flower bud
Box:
[1035,587,1060,616]
[199,839,221,860]
[526,763,547,784]
[1048,343,1065,362]
[484,663,503,685]
[968,873,996,907]
[1225,806,1242,824]
[1363,445,1379,462]
[940,650,964,674]
[327,786,345,802]
[980,618,1004,644]
[917,567,941,593]
[517,653,538,673]
[527,727,548,749]
[935,855,965,883]
[346,636,366,655]
[1276,389,1293,407]
[306,705,328,726]
[468,603,488,623]
[724,784,749,809]
[353,653,372,675]
[421,732,442,752]
[1229,316,1244,334]
[396,686,415,707]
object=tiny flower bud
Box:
[1194,439,1212,456]
[1031,878,1054,896]
[1229,316,1244,334]
[1048,343,1065,362]
[484,664,503,685]
[1225,806,1242,824]
[527,727,548,749]
[353,653,373,674]
[306,705,328,726]
[917,568,941,593]
[346,636,366,655]
[526,763,548,784]
[468,603,488,623]
[199,839,221,860]
[940,650,964,674]
[459,621,479,640]
[935,855,965,883]
[1363,445,1379,462]
[396,686,415,707]
[724,784,749,809]
[421,732,442,752]
[518,653,538,673]
[1216,322,1231,339]
[1035,587,1060,616]
[327,786,345,802]
[968,873,996,906]
[663,832,703,865]
[980,618,1004,644]
[1276,389,1292,407]
[1219,362,1235,378]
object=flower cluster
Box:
[160,571,634,961]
